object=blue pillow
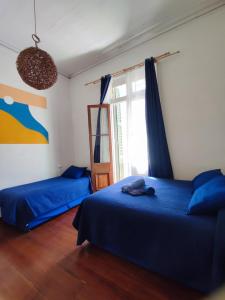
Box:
[188,176,225,215]
[192,169,222,191]
[62,166,87,179]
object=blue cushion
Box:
[188,176,225,215]
[192,169,222,191]
[62,166,86,179]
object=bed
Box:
[73,176,225,292]
[0,175,92,231]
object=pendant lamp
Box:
[16,0,57,90]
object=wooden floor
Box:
[0,208,204,300]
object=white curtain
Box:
[110,67,148,181]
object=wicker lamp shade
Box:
[16,46,57,90]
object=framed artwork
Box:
[0,83,48,144]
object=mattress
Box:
[73,176,223,292]
[0,176,91,230]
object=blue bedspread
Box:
[0,176,91,230]
[73,176,225,292]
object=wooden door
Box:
[87,104,113,191]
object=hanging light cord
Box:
[32,0,40,47]
[34,0,37,35]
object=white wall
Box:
[0,45,74,189]
[69,7,225,180]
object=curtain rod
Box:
[85,50,180,86]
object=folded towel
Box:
[128,185,155,196]
[121,178,155,196]
[144,186,155,196]
[121,178,145,193]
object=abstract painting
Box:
[0,84,48,144]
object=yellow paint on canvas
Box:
[0,84,46,108]
[0,110,48,144]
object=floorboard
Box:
[0,208,204,300]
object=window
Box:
[110,67,148,181]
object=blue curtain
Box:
[145,58,173,179]
[94,75,111,163]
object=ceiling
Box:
[0,0,224,78]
